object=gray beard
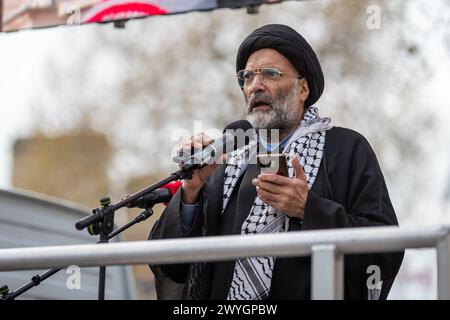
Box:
[245,84,300,130]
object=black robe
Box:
[148,127,404,300]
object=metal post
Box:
[312,244,344,300]
[437,234,450,299]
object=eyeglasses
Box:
[236,67,302,88]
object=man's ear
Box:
[300,78,310,102]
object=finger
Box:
[292,155,307,182]
[258,188,281,203]
[222,153,228,163]
[258,173,290,186]
[178,143,202,159]
[175,143,183,154]
[194,133,213,146]
[189,139,205,154]
[176,139,193,152]
[178,139,203,151]
[202,133,214,146]
[255,180,284,195]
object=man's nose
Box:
[248,73,267,94]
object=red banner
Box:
[1,0,285,32]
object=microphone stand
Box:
[1,168,191,301]
[75,169,189,300]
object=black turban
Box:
[236,24,324,107]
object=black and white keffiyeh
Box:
[184,107,331,300]
[225,106,331,300]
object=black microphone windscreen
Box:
[223,120,255,149]
[223,119,253,133]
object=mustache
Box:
[246,93,276,113]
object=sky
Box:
[0,28,57,186]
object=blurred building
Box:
[13,130,112,208]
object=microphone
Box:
[127,180,182,209]
[177,120,254,172]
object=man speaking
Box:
[149,24,404,300]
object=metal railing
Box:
[1,225,449,299]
